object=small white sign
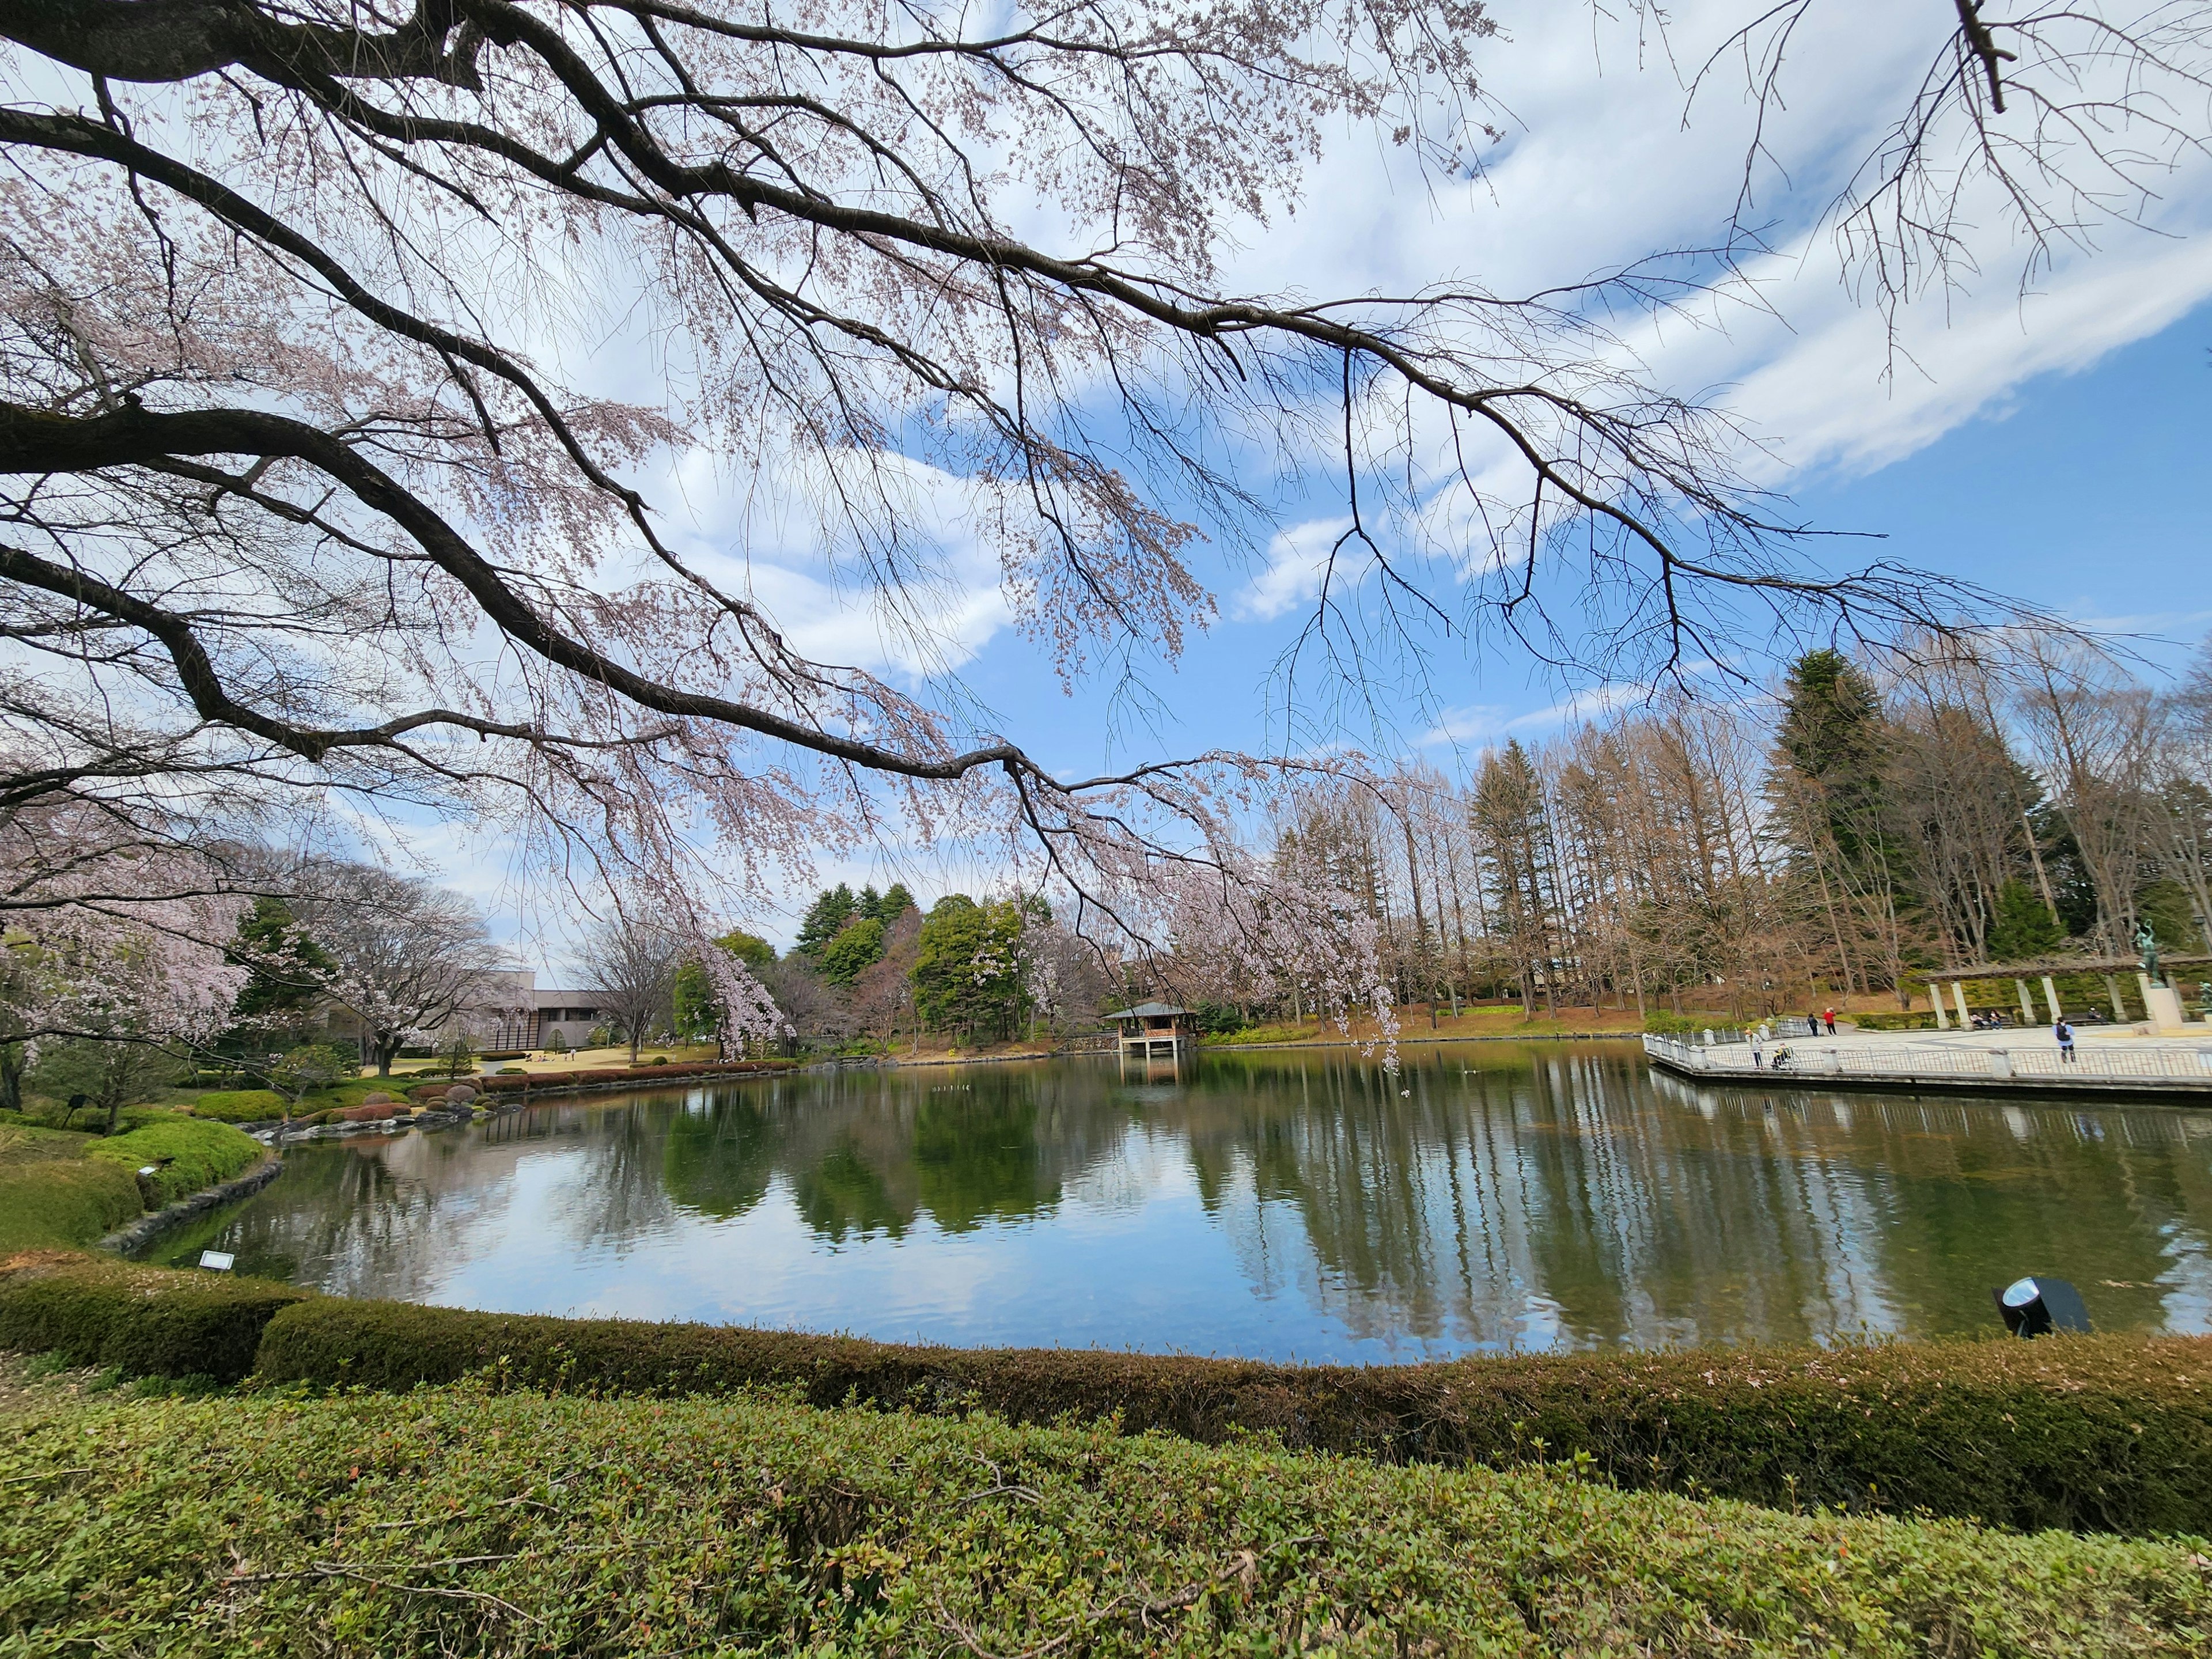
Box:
[198,1250,236,1272]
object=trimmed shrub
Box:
[1855,1010,1942,1032]
[180,1087,283,1122]
[252,1299,2212,1536]
[0,1256,312,1382]
[336,1104,400,1123]
[7,1382,2209,1658]
[0,1160,143,1252]
[468,1058,793,1094]
[83,1118,263,1208]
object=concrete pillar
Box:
[2107,974,2128,1022]
[1930,986,1949,1030]
[2016,979,2035,1024]
[2041,976,2062,1021]
[1953,982,1972,1027]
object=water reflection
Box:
[165,1044,2212,1361]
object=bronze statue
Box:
[2136,920,2162,987]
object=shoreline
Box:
[95,1153,286,1257]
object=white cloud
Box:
[657,445,1016,682]
[1234,516,1355,621]
[1209,0,2212,584]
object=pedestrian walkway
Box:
[1643,1025,2212,1099]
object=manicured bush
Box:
[336,1103,400,1123]
[468,1058,793,1093]
[5,1379,2207,1656]
[0,1160,143,1252]
[0,1256,311,1382]
[1854,1010,1942,1032]
[184,1077,399,1122]
[82,1118,263,1207]
[176,1086,283,1122]
[253,1298,2212,1536]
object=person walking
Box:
[2055,1016,2075,1064]
[1823,1007,1838,1035]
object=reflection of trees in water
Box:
[202,1130,531,1301]
[1184,1048,2212,1349]
[211,1052,2212,1349]
[660,1065,1134,1240]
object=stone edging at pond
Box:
[94,1153,287,1257]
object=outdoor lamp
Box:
[1993,1276,2090,1338]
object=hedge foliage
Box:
[184,1078,410,1122]
[251,1296,2212,1537]
[0,1158,142,1253]
[82,1116,264,1207]
[179,1086,283,1121]
[6,1371,2207,1656]
[471,1058,796,1093]
[0,1255,310,1382]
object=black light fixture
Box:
[1993,1276,2090,1338]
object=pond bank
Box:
[94,1153,286,1257]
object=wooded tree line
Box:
[761,885,1114,1046]
[1244,642,2212,1022]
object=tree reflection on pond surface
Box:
[164,1044,2212,1361]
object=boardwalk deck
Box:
[1643,1032,2212,1100]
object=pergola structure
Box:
[1916,956,2212,1029]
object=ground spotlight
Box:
[1993,1276,2090,1338]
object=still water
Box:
[166,1043,2212,1362]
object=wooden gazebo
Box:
[1100,1002,1198,1058]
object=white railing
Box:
[1642,1033,2212,1086]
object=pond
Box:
[164,1043,2212,1362]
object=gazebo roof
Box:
[1100,1002,1192,1020]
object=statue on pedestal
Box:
[2135,921,2162,987]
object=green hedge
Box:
[7,1381,2207,1658]
[184,1078,407,1122]
[178,1086,282,1122]
[82,1118,263,1207]
[1855,1010,1942,1032]
[253,1297,2212,1537]
[0,1257,311,1382]
[0,1160,143,1253]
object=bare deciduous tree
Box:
[0,0,2138,1014]
[305,863,499,1074]
[577,918,687,1062]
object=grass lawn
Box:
[2,1356,2205,1656]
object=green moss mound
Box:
[252,1297,2212,1537]
[4,1378,2205,1656]
[0,1256,310,1383]
[83,1117,263,1207]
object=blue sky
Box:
[430,0,2212,961]
[947,296,2212,779]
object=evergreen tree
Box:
[1987,880,2065,960]
[821,915,887,985]
[226,897,333,1037]
[911,895,1027,1039]
[1774,650,1891,872]
[794,884,858,958]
